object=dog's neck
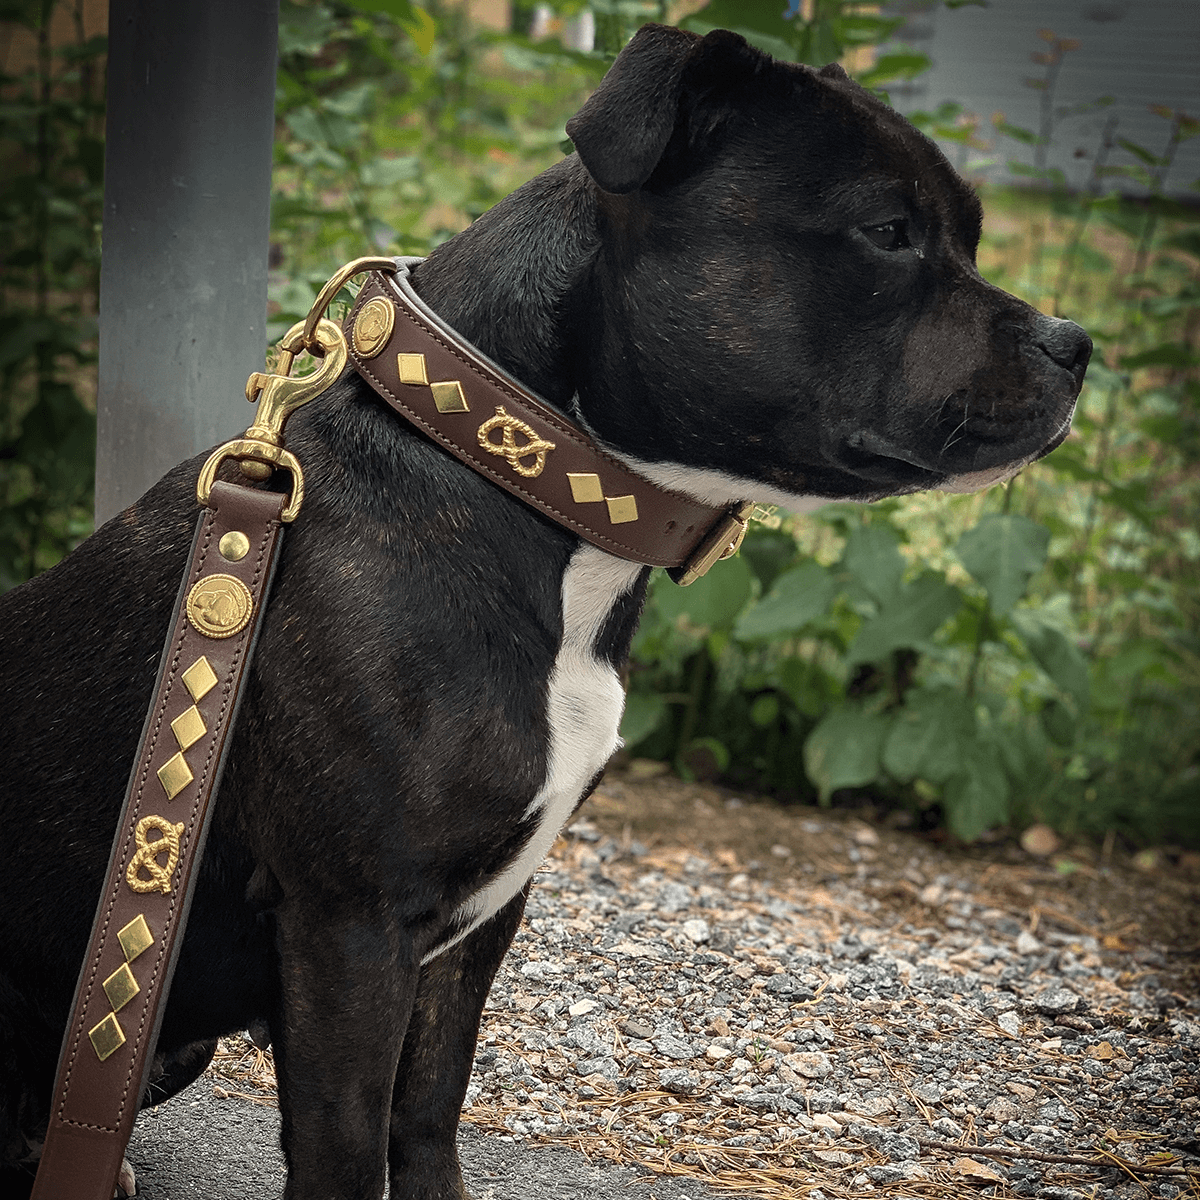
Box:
[405,158,599,415]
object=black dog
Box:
[0,23,1089,1200]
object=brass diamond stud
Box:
[430,381,469,414]
[567,473,604,504]
[171,706,206,752]
[118,915,154,961]
[103,962,140,1012]
[398,353,429,385]
[606,495,639,524]
[89,1012,126,1062]
[157,752,193,800]
[182,657,218,703]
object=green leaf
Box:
[840,521,905,606]
[686,0,798,43]
[656,553,754,633]
[734,559,835,640]
[343,0,416,18]
[1117,137,1163,166]
[882,687,976,784]
[1120,342,1198,370]
[803,705,890,804]
[749,693,780,727]
[857,53,930,87]
[399,4,436,55]
[360,154,421,186]
[1011,611,1090,712]
[1039,697,1076,747]
[683,16,795,61]
[955,515,1050,616]
[775,656,833,719]
[942,751,1010,841]
[620,691,667,747]
[846,572,961,664]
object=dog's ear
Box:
[566,24,764,195]
[566,24,700,195]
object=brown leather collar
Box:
[344,262,751,582]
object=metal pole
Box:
[95,0,280,524]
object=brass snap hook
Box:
[196,256,396,522]
[196,317,347,522]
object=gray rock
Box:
[575,1056,619,1081]
[656,882,694,913]
[653,1034,696,1061]
[657,1068,701,1095]
[1033,988,1079,1015]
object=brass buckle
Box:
[669,500,755,587]
[196,256,396,523]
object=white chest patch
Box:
[424,545,642,963]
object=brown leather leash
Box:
[32,257,751,1198]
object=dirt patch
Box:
[589,765,1200,1001]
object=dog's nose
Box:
[1036,315,1092,383]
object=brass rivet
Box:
[157,752,193,800]
[171,705,207,752]
[219,531,250,561]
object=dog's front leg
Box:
[272,902,419,1200]
[388,888,529,1200]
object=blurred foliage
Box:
[0,0,103,590]
[1,0,1196,849]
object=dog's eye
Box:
[862,221,911,251]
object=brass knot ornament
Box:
[186,573,253,639]
[477,406,556,478]
[126,814,186,895]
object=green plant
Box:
[0,0,104,591]
[266,0,612,337]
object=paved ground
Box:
[127,1092,735,1200]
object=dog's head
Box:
[566,24,1091,509]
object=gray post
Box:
[95,0,280,524]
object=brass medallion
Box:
[186,574,253,639]
[353,297,395,359]
[477,406,556,478]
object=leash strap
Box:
[32,482,286,1200]
[345,263,753,581]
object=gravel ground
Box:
[152,777,1200,1199]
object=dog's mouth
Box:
[840,407,1076,495]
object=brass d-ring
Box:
[196,443,307,522]
[301,255,397,350]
